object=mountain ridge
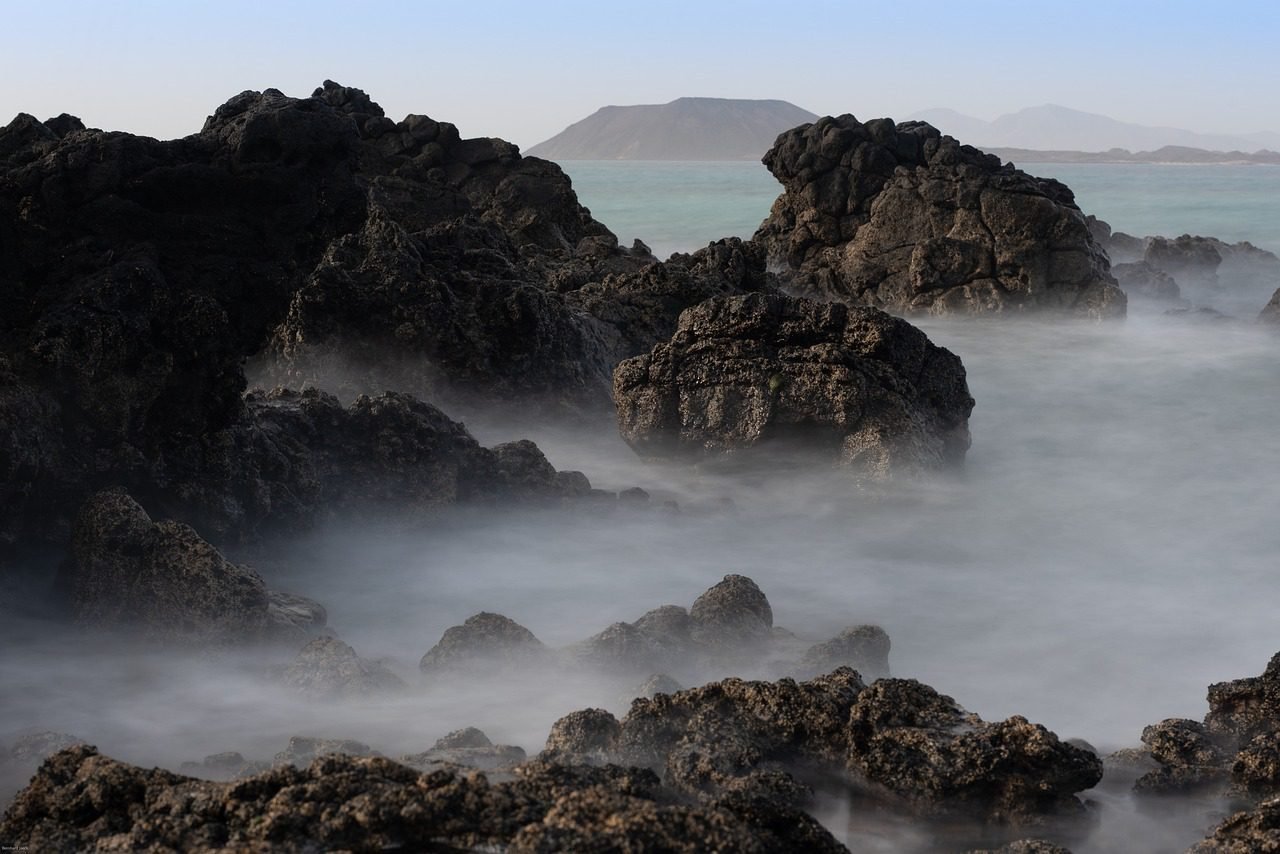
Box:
[527,97,818,161]
[909,104,1280,153]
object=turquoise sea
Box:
[560,160,1280,260]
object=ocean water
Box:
[4,159,1280,853]
[560,159,1280,259]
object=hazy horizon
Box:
[3,0,1278,149]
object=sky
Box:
[2,0,1277,149]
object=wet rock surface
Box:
[1190,795,1280,852]
[1112,260,1182,301]
[614,292,974,478]
[753,115,1124,318]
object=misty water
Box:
[4,161,1280,852]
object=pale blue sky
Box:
[2,0,1276,148]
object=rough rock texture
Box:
[1190,795,1280,852]
[1132,718,1230,794]
[67,489,321,643]
[688,574,774,650]
[281,636,405,698]
[419,612,549,675]
[1206,653,1280,741]
[0,82,769,568]
[845,680,1102,821]
[1112,261,1182,301]
[0,745,846,853]
[794,624,891,680]
[753,115,1125,318]
[546,668,1100,823]
[967,842,1074,854]
[614,292,974,478]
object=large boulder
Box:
[66,489,321,643]
[419,612,550,676]
[753,115,1124,318]
[613,292,974,478]
[547,668,1101,823]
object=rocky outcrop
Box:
[419,612,550,675]
[753,115,1125,318]
[1132,718,1230,794]
[614,292,974,478]
[66,489,323,643]
[545,668,1101,823]
[1190,796,1280,852]
[0,82,773,568]
[1112,261,1182,301]
[0,745,846,853]
[281,636,405,698]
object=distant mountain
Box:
[527,97,818,161]
[988,145,1280,165]
[909,105,1280,153]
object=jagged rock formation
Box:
[1191,796,1280,852]
[1089,218,1280,313]
[753,115,1125,318]
[526,97,819,161]
[0,745,846,853]
[68,489,324,644]
[424,575,892,684]
[544,668,1101,823]
[614,292,974,478]
[0,82,778,568]
[1135,652,1280,804]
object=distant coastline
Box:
[988,145,1280,165]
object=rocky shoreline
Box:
[3,81,1280,851]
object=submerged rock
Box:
[754,115,1124,318]
[688,574,774,650]
[1132,718,1230,795]
[399,728,526,772]
[272,735,379,766]
[1261,288,1280,323]
[613,292,974,479]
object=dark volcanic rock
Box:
[3,82,765,568]
[1132,718,1231,795]
[419,612,549,675]
[272,735,378,766]
[281,636,405,698]
[67,489,316,643]
[1231,731,1280,798]
[1145,235,1224,290]
[794,624,891,680]
[688,573,774,650]
[1205,652,1280,741]
[0,745,845,853]
[754,115,1124,318]
[1190,795,1280,852]
[399,728,526,772]
[1112,261,1182,301]
[613,292,974,478]
[548,668,1098,823]
[846,679,1102,821]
